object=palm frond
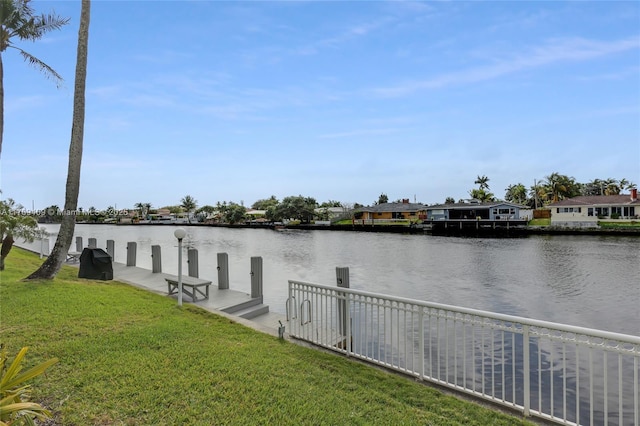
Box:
[33,13,70,35]
[1,358,58,391]
[17,48,64,87]
[0,401,52,421]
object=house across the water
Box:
[422,200,528,235]
[548,189,639,228]
[355,199,427,223]
[425,200,526,221]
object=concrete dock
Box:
[15,241,289,337]
[110,262,288,337]
[37,255,286,338]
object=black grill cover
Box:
[78,248,113,280]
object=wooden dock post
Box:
[187,248,199,278]
[250,256,263,299]
[126,242,137,266]
[217,253,229,290]
[151,245,162,273]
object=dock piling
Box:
[106,240,115,260]
[126,242,137,266]
[250,256,263,299]
[217,253,229,290]
[187,248,199,278]
[151,245,162,273]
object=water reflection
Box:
[40,224,640,336]
[348,305,637,426]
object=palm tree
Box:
[26,0,90,280]
[602,178,620,195]
[134,202,151,219]
[0,198,38,270]
[181,195,197,213]
[474,175,490,190]
[134,202,144,218]
[468,188,495,202]
[582,178,604,196]
[619,178,636,191]
[0,0,69,158]
[505,183,528,204]
[181,195,197,223]
[542,172,578,203]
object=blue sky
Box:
[2,1,639,211]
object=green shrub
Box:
[0,346,58,425]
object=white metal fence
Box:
[287,280,640,426]
[16,236,52,258]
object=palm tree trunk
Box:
[1,51,4,159]
[0,234,14,271]
[25,0,90,280]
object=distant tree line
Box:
[442,173,636,208]
[17,174,638,229]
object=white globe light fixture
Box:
[174,228,187,306]
[174,228,187,240]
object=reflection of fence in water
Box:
[288,280,640,426]
[350,298,420,373]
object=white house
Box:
[548,189,639,227]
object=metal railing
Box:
[287,280,640,426]
[16,235,51,258]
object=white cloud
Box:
[318,127,405,139]
[5,95,47,112]
[370,36,640,97]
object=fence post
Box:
[336,267,350,349]
[418,307,425,380]
[126,242,137,266]
[41,238,50,258]
[217,252,229,290]
[250,256,263,299]
[106,240,115,260]
[88,238,97,248]
[151,245,162,273]
[75,236,83,252]
[187,248,198,278]
[523,325,531,417]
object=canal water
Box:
[40,224,639,336]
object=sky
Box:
[2,1,639,212]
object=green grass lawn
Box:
[527,218,550,226]
[598,220,640,228]
[1,248,534,425]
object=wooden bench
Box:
[165,275,212,302]
[66,251,81,263]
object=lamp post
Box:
[174,228,187,306]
